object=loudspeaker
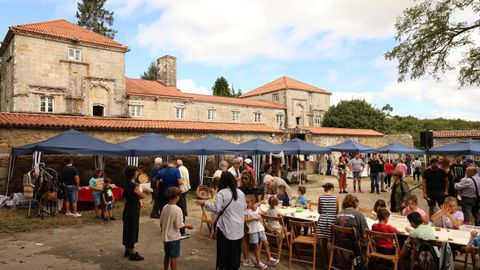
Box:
[420,131,433,149]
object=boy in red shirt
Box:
[371,208,398,254]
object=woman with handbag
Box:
[196,172,246,270]
[122,165,145,261]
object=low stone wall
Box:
[0,127,285,194]
[433,137,463,147]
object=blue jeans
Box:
[370,173,379,193]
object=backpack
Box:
[417,241,439,270]
[439,241,454,270]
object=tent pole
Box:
[5,153,14,196]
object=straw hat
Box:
[196,185,211,200]
[138,173,149,184]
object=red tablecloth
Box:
[77,186,123,202]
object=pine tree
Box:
[76,0,117,39]
[212,76,232,97]
[140,61,157,80]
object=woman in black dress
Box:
[122,166,145,261]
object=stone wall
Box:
[0,127,285,194]
[2,34,126,117]
[128,95,285,129]
[384,134,414,147]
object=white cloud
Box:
[110,0,413,65]
[325,69,338,84]
[331,91,376,106]
[177,79,211,95]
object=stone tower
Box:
[156,55,176,87]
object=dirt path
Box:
[0,175,459,270]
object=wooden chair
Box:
[199,205,214,239]
[409,237,442,270]
[328,224,363,270]
[459,245,479,270]
[260,213,289,262]
[289,219,317,270]
[365,229,400,270]
[308,199,318,211]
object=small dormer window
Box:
[68,48,81,61]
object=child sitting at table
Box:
[245,195,279,269]
[276,185,290,207]
[265,196,282,234]
[294,186,308,208]
[400,212,439,259]
[101,178,115,221]
[431,196,464,229]
[402,195,429,224]
[370,199,387,220]
[372,208,398,254]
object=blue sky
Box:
[1,0,478,120]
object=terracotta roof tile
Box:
[0,113,283,134]
[240,76,331,98]
[125,78,286,109]
[299,126,383,137]
[433,130,480,138]
[10,19,128,51]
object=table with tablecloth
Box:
[260,204,473,247]
[77,186,123,210]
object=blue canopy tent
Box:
[280,138,331,155]
[6,129,132,195]
[184,136,249,185]
[279,138,331,185]
[428,139,480,155]
[118,133,189,166]
[238,138,285,181]
[328,139,376,153]
[376,142,425,155]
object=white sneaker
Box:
[65,212,73,216]
[242,258,255,267]
[73,212,82,217]
[457,195,462,201]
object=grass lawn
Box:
[0,200,153,233]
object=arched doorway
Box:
[89,85,110,116]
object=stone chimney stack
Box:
[156,55,176,87]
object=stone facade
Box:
[157,55,176,87]
[126,95,285,128]
[0,34,127,116]
[0,128,286,194]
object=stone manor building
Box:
[0,19,409,192]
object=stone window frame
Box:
[129,105,142,118]
[207,107,216,121]
[39,96,54,113]
[272,93,279,102]
[254,111,262,123]
[276,113,284,128]
[68,48,81,61]
[175,105,186,119]
[314,110,322,127]
[232,110,240,122]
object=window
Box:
[175,107,185,119]
[68,48,81,61]
[40,96,54,112]
[296,117,301,125]
[272,93,279,102]
[207,108,216,120]
[254,112,261,123]
[232,111,240,121]
[276,114,283,128]
[314,113,322,126]
[92,105,104,116]
[129,105,142,117]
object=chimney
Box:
[156,55,176,87]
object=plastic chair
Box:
[260,213,289,262]
[289,219,317,270]
[199,205,214,239]
[328,224,362,270]
[365,229,400,270]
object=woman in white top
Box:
[196,172,246,270]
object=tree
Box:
[212,76,233,97]
[231,85,243,97]
[76,0,117,39]
[385,0,480,86]
[140,61,157,80]
[381,103,394,117]
[322,99,387,132]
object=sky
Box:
[1,0,479,120]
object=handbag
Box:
[213,195,234,229]
[46,191,58,201]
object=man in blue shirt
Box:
[150,157,164,218]
[157,159,188,238]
